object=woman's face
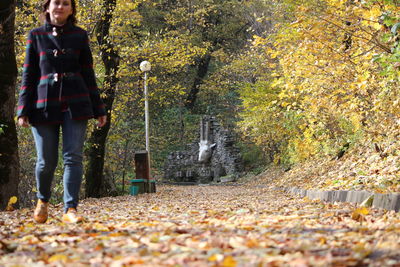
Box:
[47,0,73,25]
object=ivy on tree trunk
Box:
[0,0,19,210]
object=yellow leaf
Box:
[92,223,110,232]
[8,196,17,204]
[358,207,369,215]
[48,254,68,263]
[222,256,237,267]
[5,196,18,211]
[351,207,369,222]
[208,254,224,262]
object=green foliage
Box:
[237,141,266,172]
[0,124,6,135]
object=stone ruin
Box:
[163,116,243,184]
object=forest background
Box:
[1,0,400,210]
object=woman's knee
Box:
[63,152,83,166]
[37,159,58,172]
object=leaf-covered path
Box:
[1,184,400,266]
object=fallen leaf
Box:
[208,254,224,262]
[5,196,18,211]
[222,256,237,267]
[351,207,369,222]
[48,254,68,263]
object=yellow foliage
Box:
[238,0,399,165]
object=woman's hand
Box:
[18,116,30,128]
[97,115,107,127]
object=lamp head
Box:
[140,61,151,72]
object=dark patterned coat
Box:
[17,21,106,125]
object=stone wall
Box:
[163,116,243,184]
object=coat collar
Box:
[44,19,74,34]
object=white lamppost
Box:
[140,61,151,177]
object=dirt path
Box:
[1,184,400,266]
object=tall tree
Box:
[139,0,251,110]
[0,0,19,210]
[183,0,250,110]
[84,0,119,198]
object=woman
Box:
[18,0,107,223]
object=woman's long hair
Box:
[40,0,77,25]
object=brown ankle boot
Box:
[62,208,83,223]
[33,199,48,223]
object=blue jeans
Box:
[32,112,87,213]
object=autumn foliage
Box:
[236,0,400,167]
[11,0,400,205]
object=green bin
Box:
[130,185,139,196]
[130,179,145,195]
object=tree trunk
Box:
[185,54,212,110]
[84,0,119,198]
[0,0,20,210]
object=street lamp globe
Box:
[140,61,151,72]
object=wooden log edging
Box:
[278,187,400,212]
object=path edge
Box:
[277,187,400,212]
